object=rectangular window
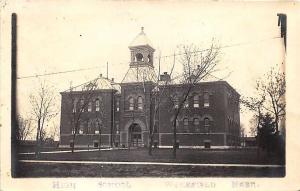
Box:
[204,118,210,132]
[183,118,189,126]
[204,92,210,107]
[183,99,189,108]
[79,129,84,134]
[88,102,92,112]
[72,99,77,113]
[80,99,84,109]
[194,118,200,132]
[95,99,100,111]
[116,99,120,111]
[115,123,120,134]
[193,95,199,108]
[137,96,143,110]
[129,97,134,110]
[193,118,200,125]
[174,96,179,109]
[87,120,92,134]
[79,121,84,134]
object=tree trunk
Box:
[35,120,41,157]
[275,116,279,134]
[148,133,154,155]
[71,132,76,153]
[173,117,177,159]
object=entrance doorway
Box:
[204,140,211,149]
[129,123,142,147]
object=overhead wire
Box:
[17,66,101,79]
[16,36,281,80]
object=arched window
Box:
[72,99,77,113]
[95,120,101,134]
[204,118,210,132]
[176,119,179,127]
[184,98,189,108]
[87,120,92,134]
[148,54,151,63]
[173,95,179,108]
[116,98,120,112]
[88,101,92,112]
[80,99,85,112]
[136,53,143,61]
[194,118,200,132]
[193,95,199,108]
[115,122,120,134]
[172,118,179,128]
[204,92,210,107]
[183,118,189,126]
[129,97,134,111]
[79,121,84,134]
[193,118,200,125]
[95,98,100,111]
[137,96,143,110]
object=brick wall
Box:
[59,81,240,148]
[60,90,116,147]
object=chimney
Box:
[160,72,171,82]
[111,78,114,82]
[100,73,102,77]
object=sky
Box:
[1,1,299,138]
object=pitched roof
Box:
[62,76,121,93]
[121,66,158,83]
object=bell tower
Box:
[122,27,157,83]
[128,27,155,68]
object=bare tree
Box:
[67,79,99,153]
[169,42,220,158]
[16,115,33,141]
[242,67,285,135]
[257,67,285,134]
[39,128,47,143]
[94,96,106,151]
[29,80,57,156]
[241,66,285,158]
[241,94,265,136]
[241,90,265,158]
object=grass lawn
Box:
[16,162,285,177]
[18,148,284,165]
[15,148,285,177]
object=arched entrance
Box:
[129,123,142,147]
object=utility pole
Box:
[106,61,109,79]
[277,13,287,137]
[172,52,177,159]
[11,12,18,177]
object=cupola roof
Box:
[129,27,154,49]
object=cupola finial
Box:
[141,26,144,33]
